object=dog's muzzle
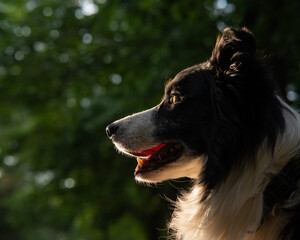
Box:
[106,108,203,182]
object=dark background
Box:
[0,0,299,239]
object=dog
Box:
[106,27,300,240]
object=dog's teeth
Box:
[137,157,144,166]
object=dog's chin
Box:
[134,155,203,183]
[114,141,203,183]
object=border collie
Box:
[106,27,300,240]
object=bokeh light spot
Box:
[82,33,93,44]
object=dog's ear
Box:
[210,27,256,76]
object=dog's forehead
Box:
[165,66,209,95]
[165,69,194,91]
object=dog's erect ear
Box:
[210,27,256,76]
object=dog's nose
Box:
[106,123,119,138]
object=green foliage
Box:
[0,0,299,239]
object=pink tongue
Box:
[137,143,166,157]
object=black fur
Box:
[153,27,285,192]
[281,206,300,239]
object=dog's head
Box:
[106,28,283,187]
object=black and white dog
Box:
[106,28,300,240]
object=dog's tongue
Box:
[134,143,166,157]
[135,144,166,168]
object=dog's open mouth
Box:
[128,142,184,175]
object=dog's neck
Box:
[169,160,300,240]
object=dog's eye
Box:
[170,95,180,104]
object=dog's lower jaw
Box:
[135,155,204,183]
